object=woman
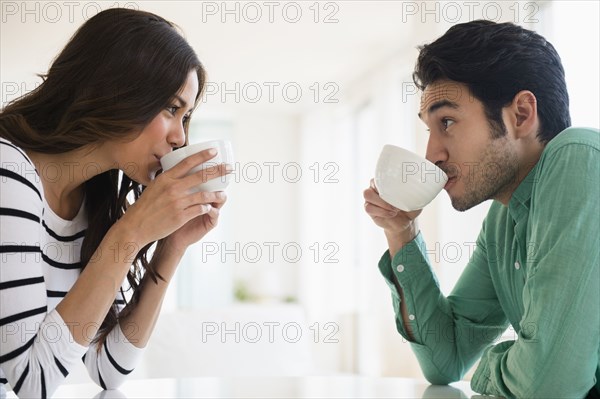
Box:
[0,8,228,397]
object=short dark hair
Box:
[413,20,571,144]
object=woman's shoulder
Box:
[0,137,43,197]
[0,137,35,164]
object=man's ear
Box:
[505,90,539,139]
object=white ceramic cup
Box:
[160,139,234,193]
[374,145,448,212]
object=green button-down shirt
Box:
[378,127,600,398]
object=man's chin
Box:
[449,194,479,212]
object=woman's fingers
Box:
[182,200,221,223]
[181,163,231,190]
[163,148,218,179]
[184,191,227,209]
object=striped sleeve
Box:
[83,317,145,390]
[0,140,87,397]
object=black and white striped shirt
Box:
[0,138,143,398]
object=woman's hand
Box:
[161,189,227,256]
[116,148,230,250]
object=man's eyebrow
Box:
[418,100,460,119]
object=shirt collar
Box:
[508,161,540,224]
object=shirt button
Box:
[408,314,415,321]
[515,261,521,270]
[396,264,405,273]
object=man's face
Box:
[419,80,519,211]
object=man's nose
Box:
[425,134,448,167]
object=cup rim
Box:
[160,139,231,166]
[380,144,438,168]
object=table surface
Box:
[4,376,499,398]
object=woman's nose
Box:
[169,124,186,148]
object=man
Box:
[364,20,599,397]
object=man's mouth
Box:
[444,176,457,190]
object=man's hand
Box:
[363,178,422,257]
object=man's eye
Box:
[442,118,454,130]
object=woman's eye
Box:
[166,105,179,115]
[182,114,191,125]
[441,118,454,130]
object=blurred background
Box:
[2,0,599,383]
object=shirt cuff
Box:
[471,348,491,393]
[378,232,433,289]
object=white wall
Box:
[1,0,598,384]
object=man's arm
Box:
[385,224,420,342]
[471,138,600,397]
[378,223,509,384]
[365,177,508,384]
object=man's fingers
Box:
[369,178,379,194]
[363,185,397,212]
[365,202,398,218]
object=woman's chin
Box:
[146,168,163,184]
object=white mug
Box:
[374,145,447,212]
[160,139,234,193]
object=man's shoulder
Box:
[535,127,600,180]
[544,127,600,154]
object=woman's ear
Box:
[507,90,539,139]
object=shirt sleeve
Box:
[378,225,509,384]
[470,141,600,397]
[82,296,145,390]
[0,141,88,398]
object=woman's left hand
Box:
[161,190,228,257]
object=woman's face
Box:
[113,70,199,185]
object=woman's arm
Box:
[117,241,184,348]
[58,149,227,347]
[80,197,226,390]
[1,141,90,398]
[116,187,227,348]
[80,156,228,389]
[79,240,183,390]
[55,225,139,346]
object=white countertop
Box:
[4,376,498,398]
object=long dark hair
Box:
[413,20,571,144]
[0,8,205,345]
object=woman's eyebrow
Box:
[173,95,188,108]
